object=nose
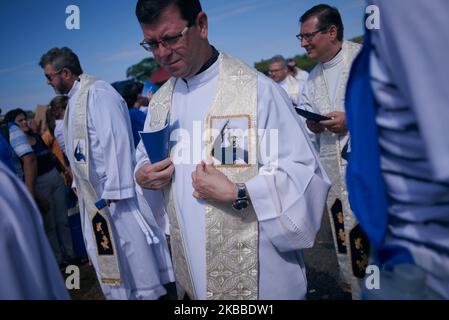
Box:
[300,38,309,48]
[154,44,173,60]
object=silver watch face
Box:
[233,183,248,210]
[237,183,246,198]
[233,199,248,211]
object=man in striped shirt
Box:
[346,0,449,299]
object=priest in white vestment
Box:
[134,0,330,300]
[0,161,69,300]
[268,55,304,107]
[39,47,174,300]
[297,4,364,299]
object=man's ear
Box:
[196,11,208,39]
[328,25,338,41]
[61,68,71,80]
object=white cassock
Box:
[278,75,305,107]
[0,161,69,300]
[368,0,449,298]
[136,58,331,299]
[294,67,309,83]
[66,80,174,300]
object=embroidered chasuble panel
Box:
[204,54,259,300]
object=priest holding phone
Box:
[297,5,364,299]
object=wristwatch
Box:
[232,183,249,211]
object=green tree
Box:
[126,57,159,81]
[254,59,270,75]
[292,53,318,72]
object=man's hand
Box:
[191,161,236,204]
[135,158,174,190]
[320,111,347,135]
[306,120,325,134]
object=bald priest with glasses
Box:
[134,0,331,300]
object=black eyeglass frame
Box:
[45,68,63,82]
[140,24,191,52]
[296,27,328,42]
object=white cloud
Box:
[0,62,35,75]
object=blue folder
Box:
[139,121,169,164]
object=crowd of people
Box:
[1,0,448,300]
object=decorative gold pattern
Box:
[204,54,259,300]
[349,225,370,279]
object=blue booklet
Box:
[295,107,332,122]
[139,121,169,164]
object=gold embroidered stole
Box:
[309,41,364,295]
[310,41,360,212]
[148,53,259,300]
[64,74,121,286]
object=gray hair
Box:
[39,47,83,76]
[268,55,287,68]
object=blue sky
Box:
[0,0,366,113]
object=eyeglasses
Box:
[140,25,190,52]
[268,68,285,75]
[45,69,62,82]
[296,27,327,42]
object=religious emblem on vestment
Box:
[73,139,86,163]
[210,115,250,167]
[331,199,347,254]
[92,213,114,255]
[349,224,370,278]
